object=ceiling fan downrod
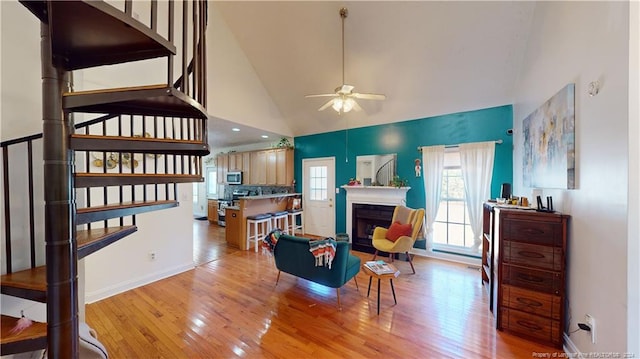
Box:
[340,7,347,86]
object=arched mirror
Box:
[356,154,397,186]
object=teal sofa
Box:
[273,234,361,309]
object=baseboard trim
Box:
[412,248,482,266]
[564,333,584,359]
[85,262,195,304]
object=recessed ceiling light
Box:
[232,128,240,132]
[261,135,269,139]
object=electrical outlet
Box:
[149,252,156,260]
[585,314,596,344]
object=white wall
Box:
[206,4,292,137]
[84,188,194,303]
[512,1,632,353]
[0,1,41,140]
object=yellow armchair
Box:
[372,206,425,274]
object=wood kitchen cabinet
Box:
[242,152,251,181]
[225,208,242,248]
[228,152,243,171]
[218,148,293,185]
[275,148,293,185]
[250,150,267,184]
[216,154,228,184]
[266,150,277,185]
[207,199,218,223]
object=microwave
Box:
[226,171,243,184]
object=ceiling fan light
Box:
[343,98,355,113]
[332,98,344,112]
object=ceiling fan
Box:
[305,7,386,114]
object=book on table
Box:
[364,260,396,275]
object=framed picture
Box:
[523,84,575,189]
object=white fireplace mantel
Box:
[342,185,411,241]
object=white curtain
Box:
[421,145,445,251]
[459,141,495,253]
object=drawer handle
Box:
[517,274,544,283]
[523,228,545,235]
[517,250,545,259]
[516,297,543,307]
[517,320,542,331]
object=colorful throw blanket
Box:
[309,238,337,269]
[261,229,282,255]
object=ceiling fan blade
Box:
[318,99,335,111]
[352,93,386,100]
[305,93,338,98]
[351,100,363,112]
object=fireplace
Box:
[351,204,395,253]
[341,185,411,254]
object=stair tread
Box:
[75,173,203,188]
[70,134,204,145]
[77,225,137,244]
[77,200,178,214]
[47,1,175,70]
[0,226,137,293]
[70,134,209,156]
[76,200,179,225]
[1,314,47,350]
[63,84,208,119]
[0,266,46,293]
[76,173,202,178]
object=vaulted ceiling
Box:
[209,1,535,148]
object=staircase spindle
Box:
[150,0,158,31]
[181,1,188,95]
[27,140,36,268]
[3,146,12,274]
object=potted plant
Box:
[390,175,408,188]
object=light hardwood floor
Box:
[85,220,563,358]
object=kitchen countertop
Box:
[242,193,301,200]
[226,206,240,210]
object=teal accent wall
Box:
[293,105,513,235]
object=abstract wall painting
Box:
[523,84,575,189]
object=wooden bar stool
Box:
[246,213,272,252]
[287,209,304,235]
[269,211,290,234]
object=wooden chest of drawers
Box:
[495,208,569,348]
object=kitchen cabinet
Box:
[228,152,243,171]
[218,148,293,185]
[207,199,218,223]
[225,208,242,248]
[216,154,228,184]
[242,152,251,181]
[250,151,267,185]
[266,150,277,185]
[275,148,293,185]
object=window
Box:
[433,148,476,254]
[309,166,328,200]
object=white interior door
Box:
[302,157,336,237]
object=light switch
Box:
[335,188,340,194]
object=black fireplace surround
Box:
[351,203,395,254]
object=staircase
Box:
[1,1,209,357]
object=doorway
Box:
[302,157,336,237]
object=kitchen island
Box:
[225,193,301,250]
